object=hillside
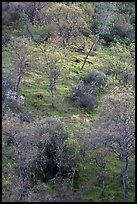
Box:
[2,2,135,202]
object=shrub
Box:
[78,92,97,109]
[113,22,135,40]
[33,117,80,182]
[71,83,97,110]
[86,68,107,88]
[100,33,114,45]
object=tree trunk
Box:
[70,169,75,191]
[50,79,54,106]
[31,2,37,25]
[81,35,99,70]
[124,72,128,86]
[15,74,22,99]
[101,171,106,196]
[120,157,128,202]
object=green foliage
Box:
[91,2,135,43]
[2,2,135,202]
[112,2,135,42]
[72,2,94,26]
[99,33,114,45]
[32,24,54,42]
[92,2,117,35]
[19,11,32,37]
[41,3,89,46]
[92,42,135,86]
[34,117,80,181]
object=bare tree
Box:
[2,115,38,202]
[91,86,135,202]
[21,11,67,106]
[9,37,32,99]
[25,2,49,25]
[92,150,107,196]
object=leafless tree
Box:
[2,116,38,202]
[92,150,107,196]
[21,12,67,106]
[90,86,135,202]
[9,37,32,99]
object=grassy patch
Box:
[2,36,134,202]
[75,154,135,202]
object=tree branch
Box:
[109,145,120,158]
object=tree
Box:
[2,35,33,115]
[9,37,32,99]
[110,42,135,85]
[2,116,37,202]
[112,2,135,42]
[34,117,80,184]
[32,44,67,106]
[40,48,66,106]
[92,42,135,86]
[2,2,50,27]
[24,2,50,25]
[19,11,67,106]
[91,148,107,196]
[81,2,116,70]
[41,3,89,47]
[91,86,135,202]
[78,2,94,25]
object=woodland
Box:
[2,2,135,202]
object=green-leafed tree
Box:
[41,3,89,47]
[34,117,80,184]
[92,42,135,86]
[19,11,67,107]
[112,2,135,42]
[81,2,116,70]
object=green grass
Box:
[75,154,135,202]
[2,36,135,202]
[12,44,99,125]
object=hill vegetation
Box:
[2,2,135,202]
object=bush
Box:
[70,69,107,110]
[71,83,97,110]
[113,22,135,40]
[33,117,80,182]
[86,69,107,88]
[78,92,97,109]
[100,33,114,45]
